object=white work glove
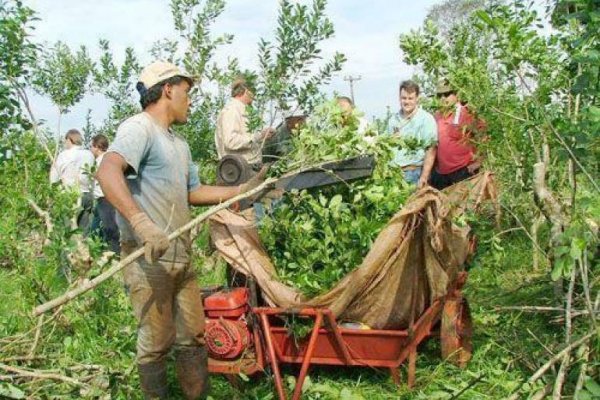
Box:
[130,212,169,263]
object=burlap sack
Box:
[209,173,496,329]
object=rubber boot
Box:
[175,346,210,400]
[138,361,169,400]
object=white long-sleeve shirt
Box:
[50,145,95,193]
[215,98,262,164]
[92,152,105,199]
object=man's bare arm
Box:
[188,185,240,206]
[96,152,142,221]
[418,146,437,188]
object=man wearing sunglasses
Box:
[430,79,486,190]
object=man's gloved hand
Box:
[130,212,169,263]
[238,166,269,195]
[237,166,277,206]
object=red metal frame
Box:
[207,272,468,400]
[252,271,468,400]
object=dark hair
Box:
[231,77,251,97]
[91,134,109,151]
[336,96,354,107]
[399,80,420,96]
[137,76,192,109]
[65,129,83,146]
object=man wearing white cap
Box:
[97,61,264,399]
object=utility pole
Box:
[344,75,361,104]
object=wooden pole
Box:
[33,178,276,316]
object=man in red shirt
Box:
[430,80,485,190]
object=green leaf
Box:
[238,372,249,382]
[584,377,600,396]
[570,239,583,260]
[329,194,342,209]
[551,262,563,281]
[475,10,493,26]
[0,383,25,399]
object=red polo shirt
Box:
[435,105,484,175]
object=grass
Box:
[196,228,562,400]
[0,223,570,399]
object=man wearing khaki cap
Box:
[97,61,264,399]
[430,79,486,190]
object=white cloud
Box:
[26,0,440,131]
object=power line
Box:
[343,75,362,104]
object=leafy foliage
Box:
[32,41,93,115]
[400,1,599,397]
[0,0,38,134]
[260,101,412,296]
[254,0,346,127]
[91,40,141,138]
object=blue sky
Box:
[27,0,442,132]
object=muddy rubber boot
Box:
[138,361,169,400]
[175,346,210,400]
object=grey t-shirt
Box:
[108,112,201,263]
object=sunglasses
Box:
[437,91,456,98]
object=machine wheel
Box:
[217,155,252,186]
[441,297,473,368]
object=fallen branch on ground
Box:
[507,330,597,400]
[0,363,88,387]
[0,356,48,363]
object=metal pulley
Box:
[217,155,253,186]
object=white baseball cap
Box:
[138,61,194,91]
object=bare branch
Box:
[0,363,88,387]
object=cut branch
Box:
[27,198,54,244]
[33,177,277,316]
[507,330,597,400]
[0,363,87,387]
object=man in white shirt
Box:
[90,134,120,253]
[336,96,373,142]
[215,78,274,166]
[50,129,95,233]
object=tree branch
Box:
[33,177,277,316]
[0,363,88,387]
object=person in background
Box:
[90,134,120,254]
[215,77,274,167]
[50,129,95,234]
[336,96,371,141]
[97,61,266,400]
[430,79,486,190]
[387,80,437,187]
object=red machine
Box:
[203,272,472,400]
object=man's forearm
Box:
[96,153,142,221]
[420,146,437,181]
[188,185,240,206]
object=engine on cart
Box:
[203,288,252,360]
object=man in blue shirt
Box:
[97,61,265,400]
[387,80,437,187]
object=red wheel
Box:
[441,297,473,367]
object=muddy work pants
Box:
[121,242,205,364]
